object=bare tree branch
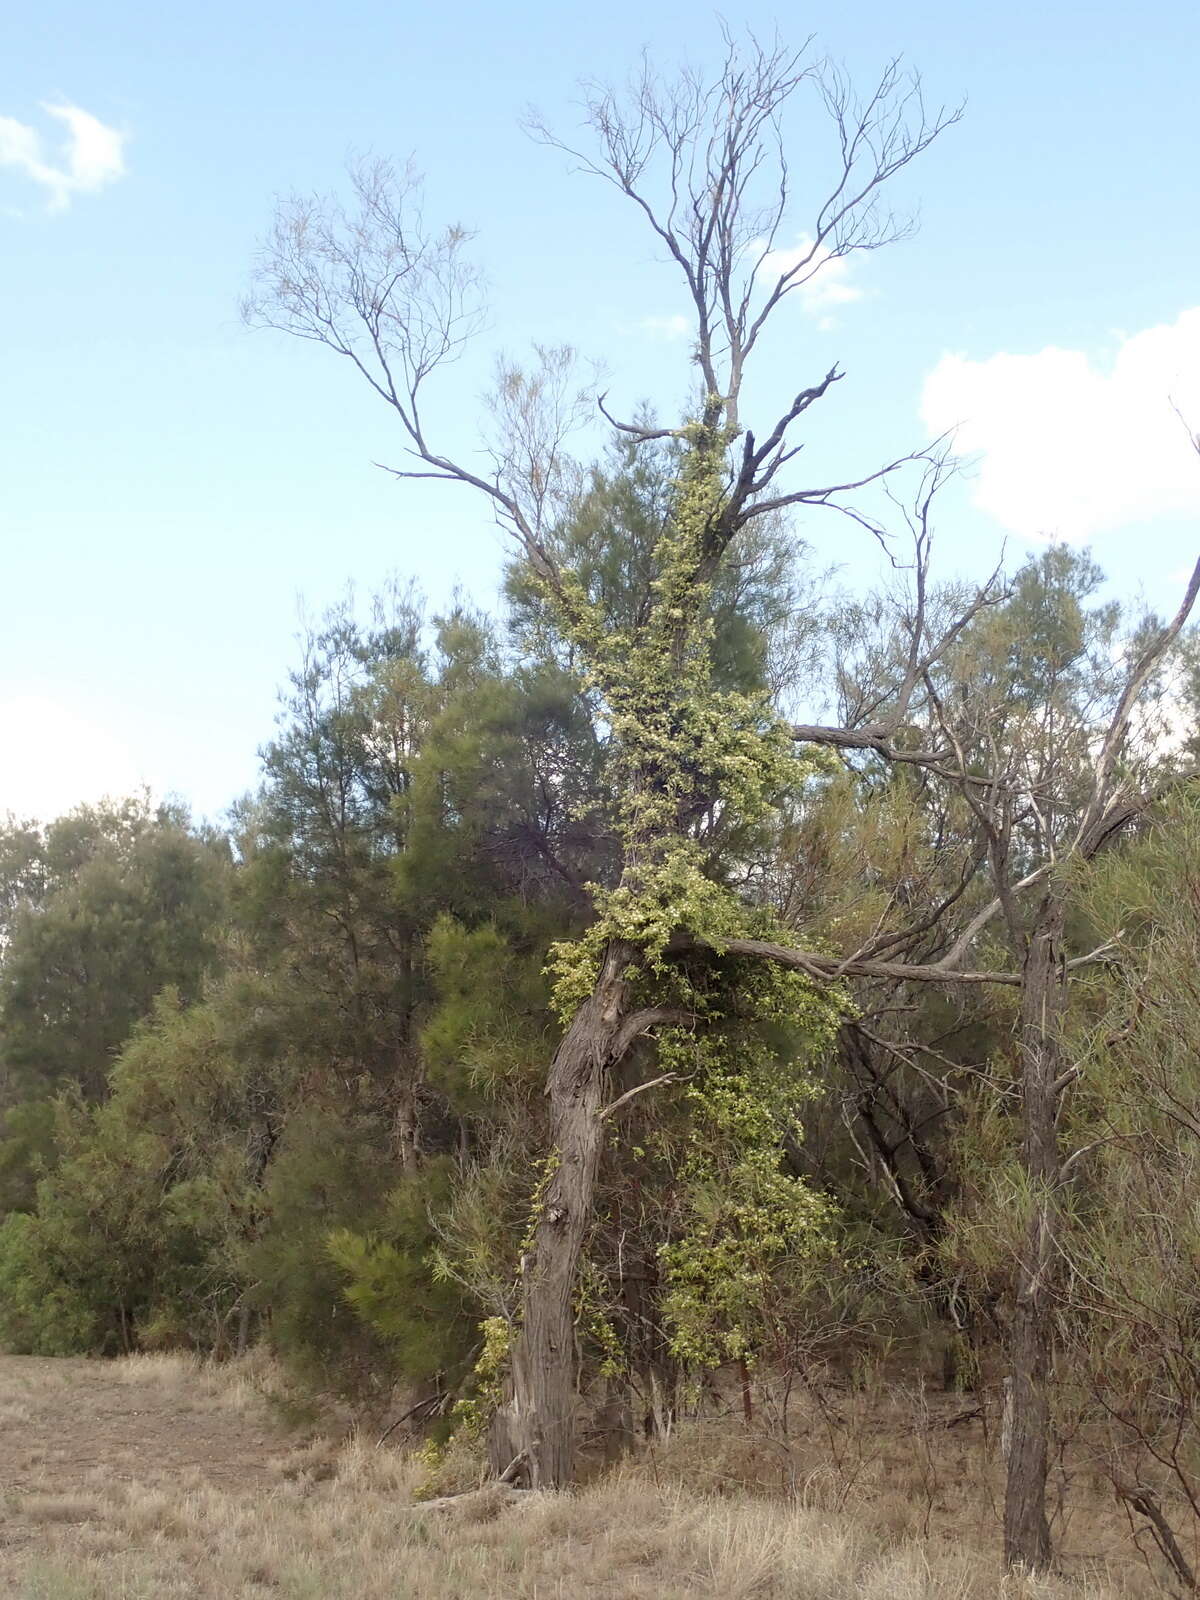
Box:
[609,1006,696,1060]
[599,1072,680,1119]
[693,933,1020,987]
[1075,553,1200,854]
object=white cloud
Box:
[921,309,1200,542]
[0,694,153,822]
[0,102,127,212]
[626,238,864,342]
[753,234,864,316]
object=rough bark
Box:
[392,1072,420,1176]
[1003,889,1067,1572]
[489,941,636,1488]
[235,1298,253,1358]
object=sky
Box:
[2,0,1198,825]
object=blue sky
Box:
[2,0,1198,823]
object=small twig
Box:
[939,1405,984,1429]
[1066,934,1124,971]
[377,1392,443,1446]
[600,1073,679,1119]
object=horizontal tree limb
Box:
[790,722,1035,793]
[694,934,1020,987]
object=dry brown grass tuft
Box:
[109,1347,286,1417]
[0,1353,1173,1598]
[8,1473,1148,1600]
[18,1495,105,1526]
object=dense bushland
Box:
[3,30,1200,1582]
[3,507,1199,1579]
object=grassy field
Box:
[0,1353,1170,1598]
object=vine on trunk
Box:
[520,420,846,1389]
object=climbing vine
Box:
[541,416,848,1372]
[546,416,827,1016]
[656,960,844,1368]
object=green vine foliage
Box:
[574,1255,628,1381]
[538,417,848,1371]
[438,1314,511,1445]
[656,959,843,1368]
[546,420,828,1015]
[426,419,849,1412]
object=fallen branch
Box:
[415,1452,533,1513]
[939,1405,984,1430]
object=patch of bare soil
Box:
[0,1353,286,1493]
[0,1352,295,1595]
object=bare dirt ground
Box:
[0,1352,1163,1598]
[0,1352,296,1595]
[0,1353,288,1504]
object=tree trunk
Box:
[392,1073,420,1175]
[738,1357,754,1425]
[235,1297,253,1357]
[489,941,635,1488]
[617,1207,677,1441]
[1003,890,1066,1573]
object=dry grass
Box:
[0,1353,1176,1598]
[109,1348,283,1416]
[590,1377,1181,1584]
[7,1470,1147,1600]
